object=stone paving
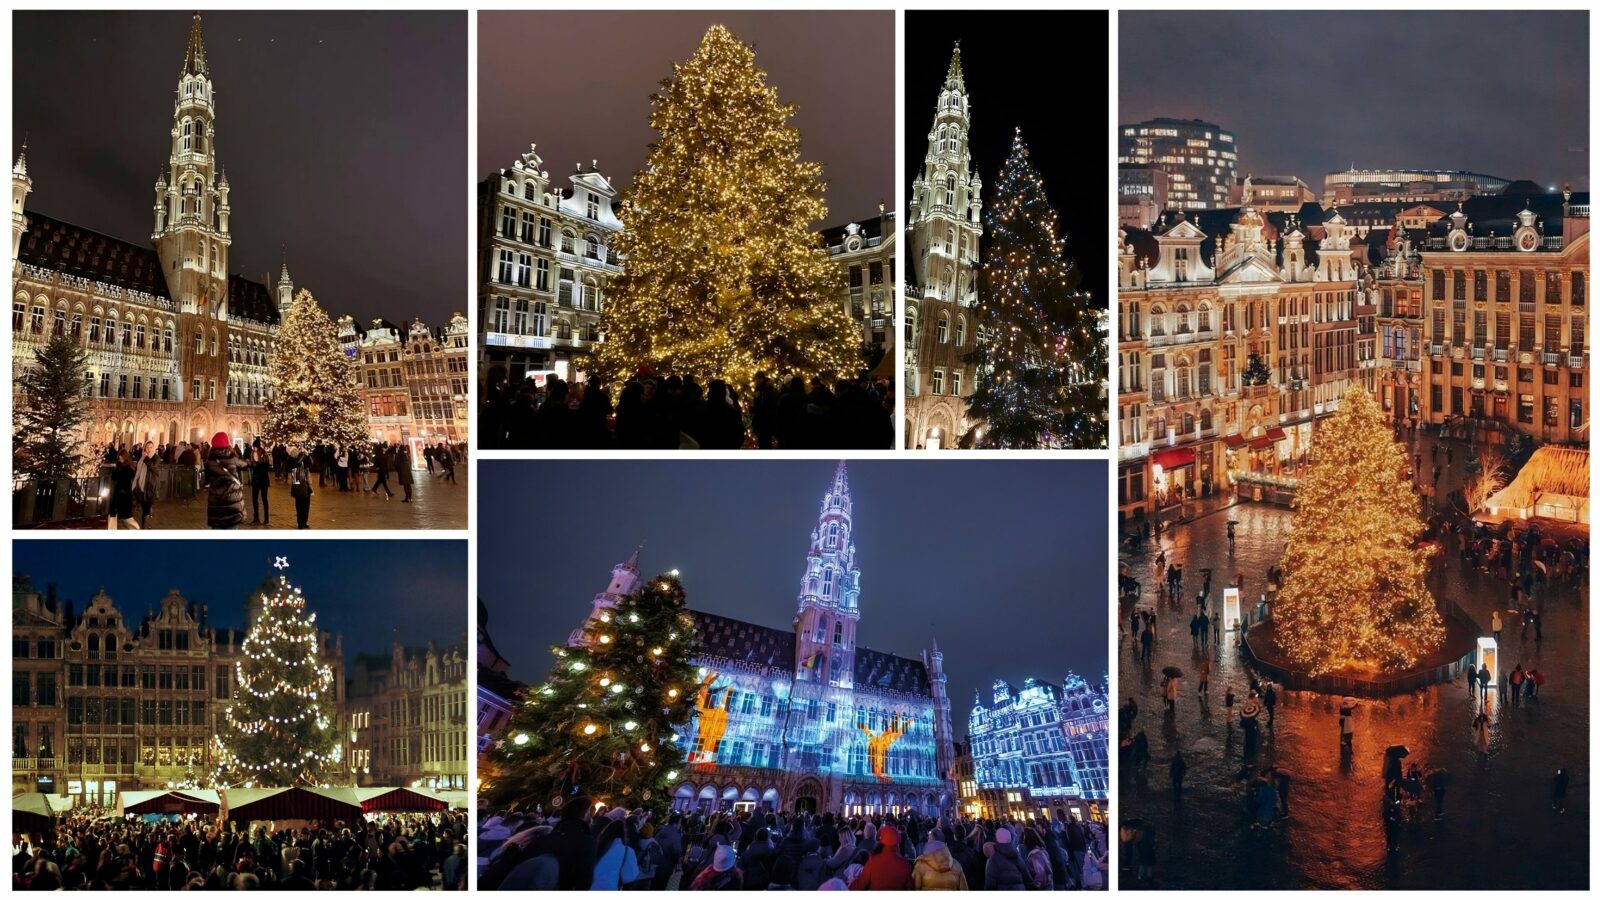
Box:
[126,467,467,531]
[1118,433,1589,890]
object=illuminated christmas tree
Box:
[485,572,698,816]
[962,130,1107,449]
[591,25,862,393]
[1273,385,1445,675]
[261,289,370,450]
[14,331,93,478]
[213,559,344,787]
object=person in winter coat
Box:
[825,829,857,879]
[850,825,912,890]
[911,835,968,890]
[689,845,744,890]
[794,846,828,891]
[983,828,1028,890]
[204,433,246,529]
[109,450,137,527]
[590,820,639,890]
[737,829,776,890]
[548,800,599,891]
[1021,829,1053,890]
[650,817,683,891]
[950,832,983,891]
[396,446,415,502]
[132,441,157,528]
[772,822,819,888]
[287,447,314,529]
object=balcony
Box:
[1543,351,1561,366]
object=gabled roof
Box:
[16,212,171,299]
[227,274,279,326]
[690,609,931,695]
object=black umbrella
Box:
[1385,745,1410,758]
[1162,666,1184,678]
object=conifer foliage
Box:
[262,289,369,450]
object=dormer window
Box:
[586,193,600,221]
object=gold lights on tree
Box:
[1273,385,1445,676]
[212,564,344,787]
[261,289,371,451]
[590,25,863,394]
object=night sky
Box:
[478,460,1108,737]
[12,540,467,670]
[11,11,467,325]
[1120,11,1590,192]
[905,12,1109,300]
[478,10,894,229]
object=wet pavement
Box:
[1118,433,1589,890]
[134,468,467,531]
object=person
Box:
[1553,768,1569,812]
[1427,767,1449,819]
[1263,682,1278,726]
[109,449,137,529]
[1134,823,1156,886]
[371,443,395,498]
[1197,656,1211,698]
[1224,684,1236,724]
[1162,673,1179,712]
[1473,712,1490,760]
[850,825,912,890]
[1270,765,1292,819]
[591,819,640,890]
[1169,750,1187,802]
[397,446,415,502]
[204,432,246,529]
[983,828,1028,890]
[439,446,457,484]
[440,843,467,890]
[1252,770,1276,829]
[1477,663,1492,702]
[1509,664,1526,706]
[287,446,314,530]
[1491,609,1502,644]
[1021,829,1052,891]
[249,445,271,525]
[1139,623,1153,662]
[690,844,744,890]
[132,441,157,528]
[911,831,967,890]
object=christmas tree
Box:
[14,331,93,478]
[962,130,1107,449]
[261,289,370,450]
[213,559,344,787]
[1273,385,1445,675]
[485,572,699,816]
[590,25,863,393]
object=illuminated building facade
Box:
[346,639,469,791]
[822,209,897,367]
[1117,118,1237,210]
[10,571,344,805]
[1323,168,1510,206]
[337,314,472,452]
[968,672,1109,822]
[906,43,983,449]
[575,463,955,816]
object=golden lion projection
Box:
[690,670,732,765]
[858,712,909,782]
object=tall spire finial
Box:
[943,40,964,91]
[182,12,208,77]
[624,542,643,571]
[13,136,27,177]
[830,459,850,501]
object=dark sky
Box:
[478,10,894,229]
[478,460,1108,737]
[905,12,1109,299]
[13,540,467,670]
[12,11,467,325]
[1120,11,1590,192]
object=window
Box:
[561,231,575,254]
[191,378,201,400]
[207,379,216,401]
[499,205,516,237]
[531,302,548,337]
[936,317,949,344]
[535,259,550,291]
[955,318,966,346]
[931,370,944,395]
[538,218,552,247]
[585,236,600,260]
[88,315,101,343]
[586,193,600,220]
[497,249,514,283]
[949,371,962,397]
[1474,270,1487,301]
[1520,271,1536,305]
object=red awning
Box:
[1247,437,1274,451]
[359,788,448,813]
[1223,434,1247,449]
[124,791,219,817]
[225,787,362,824]
[1151,447,1196,469]
[1265,426,1288,442]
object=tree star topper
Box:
[273,556,290,571]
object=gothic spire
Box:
[182,12,208,78]
[12,141,27,177]
[829,459,850,505]
[944,40,964,91]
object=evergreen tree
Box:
[1273,385,1445,675]
[962,131,1107,449]
[591,25,862,393]
[486,572,698,816]
[261,289,369,450]
[14,331,93,478]
[213,563,344,787]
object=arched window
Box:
[955,316,967,347]
[937,316,949,344]
[945,174,956,207]
[584,235,600,260]
[1198,302,1212,332]
[1176,303,1191,334]
[560,230,576,254]
[1148,306,1166,336]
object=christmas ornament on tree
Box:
[485,572,699,816]
[14,331,94,478]
[591,25,863,393]
[1273,385,1445,675]
[262,289,370,450]
[962,130,1107,449]
[213,559,344,787]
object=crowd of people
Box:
[479,799,1108,891]
[95,436,466,530]
[481,369,895,450]
[13,810,470,890]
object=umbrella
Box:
[1339,698,1358,714]
[1385,745,1410,758]
[1162,666,1184,678]
[1239,699,1261,720]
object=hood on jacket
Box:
[876,826,901,849]
[917,845,955,872]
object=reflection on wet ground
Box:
[1118,435,1588,890]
